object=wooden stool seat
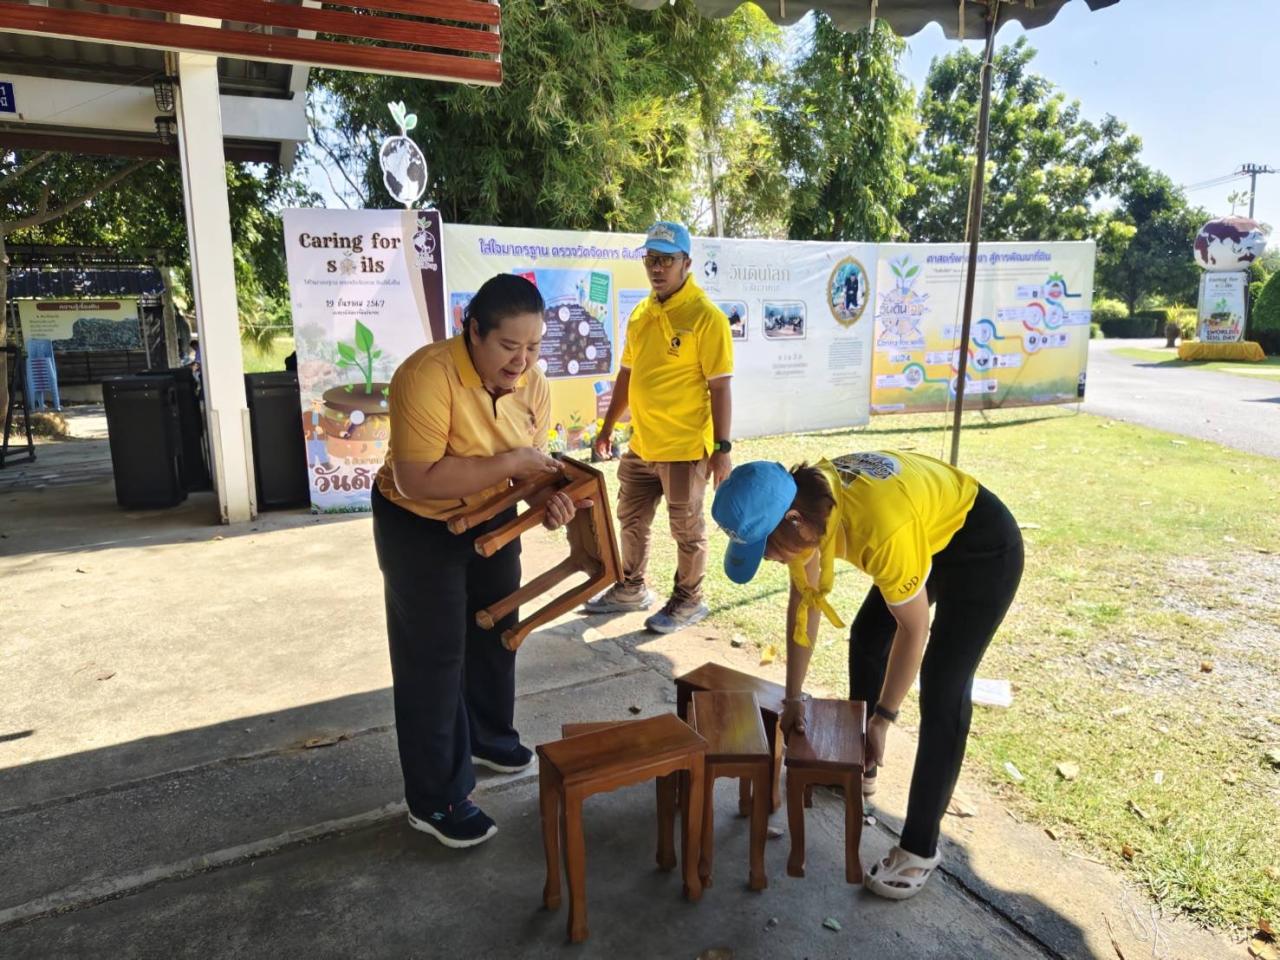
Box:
[450,457,620,652]
[784,698,866,884]
[675,662,786,813]
[538,714,707,943]
[688,691,771,892]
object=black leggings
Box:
[371,485,522,816]
[848,485,1024,859]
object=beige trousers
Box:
[616,452,709,604]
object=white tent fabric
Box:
[625,0,1118,42]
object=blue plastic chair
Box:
[24,340,61,411]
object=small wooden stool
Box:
[538,714,707,943]
[688,691,771,892]
[784,698,866,884]
[675,662,786,813]
[449,458,620,652]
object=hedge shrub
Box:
[1251,271,1280,355]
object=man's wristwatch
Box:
[713,439,732,454]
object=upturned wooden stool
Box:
[688,691,771,892]
[675,662,786,813]
[538,714,707,943]
[784,698,867,884]
[449,457,620,652]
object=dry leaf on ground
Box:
[1056,762,1080,781]
[302,734,348,749]
[1004,761,1025,783]
[759,643,778,666]
[696,949,734,960]
[946,793,978,817]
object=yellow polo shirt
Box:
[787,451,978,645]
[621,278,733,462]
[375,335,551,521]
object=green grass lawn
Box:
[242,335,295,374]
[590,407,1280,933]
[1112,345,1280,381]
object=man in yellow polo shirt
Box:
[588,221,734,633]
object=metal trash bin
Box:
[101,375,187,509]
[244,371,309,509]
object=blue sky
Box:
[895,0,1279,233]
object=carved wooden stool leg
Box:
[681,765,706,902]
[699,765,715,889]
[748,764,769,891]
[656,773,677,871]
[844,771,864,884]
[562,789,588,943]
[539,762,561,910]
[769,718,784,812]
[737,777,752,817]
[786,772,807,878]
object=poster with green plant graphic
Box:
[282,208,445,512]
[1196,272,1246,343]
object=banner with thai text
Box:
[1197,271,1246,343]
[871,242,1096,414]
[17,298,142,350]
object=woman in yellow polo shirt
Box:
[372,273,584,849]
[711,452,1023,899]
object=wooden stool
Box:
[559,720,681,874]
[688,691,770,892]
[449,457,620,651]
[784,698,866,884]
[675,662,785,813]
[538,714,707,943]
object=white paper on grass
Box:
[910,677,1012,708]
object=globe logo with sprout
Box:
[379,101,427,206]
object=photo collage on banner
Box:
[16,298,143,351]
[282,208,445,513]
[871,242,1096,414]
[690,237,875,436]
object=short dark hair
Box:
[465,274,545,340]
[767,463,836,557]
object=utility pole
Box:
[1239,163,1275,220]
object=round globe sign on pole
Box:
[379,101,428,208]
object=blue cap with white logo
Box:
[643,221,692,257]
[712,461,798,585]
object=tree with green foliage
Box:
[1095,165,1207,316]
[902,37,1141,243]
[769,15,914,241]
[1249,269,1280,354]
[316,0,769,233]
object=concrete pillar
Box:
[174,46,255,523]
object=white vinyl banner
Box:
[442,225,874,448]
[691,237,874,435]
[1197,271,1247,343]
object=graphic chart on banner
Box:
[444,224,650,452]
[871,242,1096,415]
[282,208,445,513]
[692,237,874,434]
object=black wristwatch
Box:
[713,439,732,454]
[874,703,899,723]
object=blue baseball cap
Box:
[712,461,797,585]
[643,221,692,257]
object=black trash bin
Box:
[139,366,210,491]
[101,375,187,509]
[244,371,309,509]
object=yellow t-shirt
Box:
[375,335,550,521]
[620,278,733,462]
[787,451,979,645]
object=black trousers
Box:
[371,485,522,816]
[848,485,1024,859]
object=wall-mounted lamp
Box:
[153,76,177,114]
[155,116,178,146]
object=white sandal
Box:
[864,845,942,900]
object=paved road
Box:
[1082,338,1280,458]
